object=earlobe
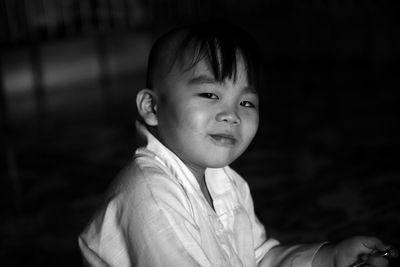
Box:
[136,89,158,126]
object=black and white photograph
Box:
[1,1,399,266]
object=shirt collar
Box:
[135,121,203,195]
[135,121,235,212]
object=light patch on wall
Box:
[2,49,35,95]
[40,38,100,90]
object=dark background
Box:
[1,1,399,266]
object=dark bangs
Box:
[177,22,260,88]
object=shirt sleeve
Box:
[258,243,327,267]
[79,162,213,267]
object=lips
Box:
[209,133,237,146]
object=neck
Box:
[184,161,215,211]
[184,160,206,185]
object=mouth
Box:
[209,134,237,146]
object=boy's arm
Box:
[230,169,396,267]
[258,234,395,267]
[232,169,325,267]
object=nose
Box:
[215,110,241,125]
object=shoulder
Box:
[81,155,194,238]
[79,156,195,263]
[108,155,190,211]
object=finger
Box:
[359,236,390,253]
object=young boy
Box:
[79,21,396,267]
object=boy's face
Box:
[154,55,259,172]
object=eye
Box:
[240,101,256,108]
[199,93,219,99]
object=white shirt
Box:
[79,122,323,267]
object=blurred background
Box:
[1,0,399,266]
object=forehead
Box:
[192,56,248,82]
[165,57,249,89]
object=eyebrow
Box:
[188,74,258,95]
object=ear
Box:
[136,89,158,126]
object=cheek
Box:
[242,113,259,141]
[181,105,211,133]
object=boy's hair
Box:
[146,21,261,91]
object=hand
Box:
[334,236,393,267]
[313,236,397,267]
[349,247,399,267]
